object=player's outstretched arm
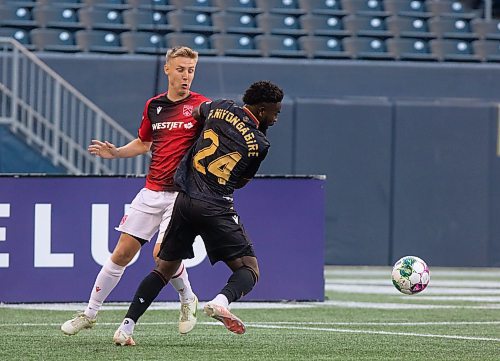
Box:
[88,138,152,159]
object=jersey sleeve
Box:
[241,147,269,180]
[137,101,153,142]
[199,98,233,120]
[198,100,212,120]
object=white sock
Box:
[84,259,125,319]
[170,263,195,303]
[119,318,135,334]
[210,294,229,309]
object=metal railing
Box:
[0,37,149,175]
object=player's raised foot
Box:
[61,312,96,335]
[179,294,198,334]
[113,329,136,346]
[203,303,246,334]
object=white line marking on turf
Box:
[325,268,500,277]
[327,279,500,288]
[4,321,500,327]
[7,321,499,343]
[248,324,500,343]
[326,284,500,295]
[417,296,500,302]
[0,302,315,311]
[316,300,500,309]
[3,300,500,311]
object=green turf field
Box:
[2,266,500,361]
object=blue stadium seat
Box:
[341,0,390,16]
[122,8,173,33]
[430,39,481,61]
[213,0,261,14]
[298,0,347,16]
[169,0,219,12]
[211,33,262,56]
[257,13,307,36]
[429,17,478,40]
[30,28,81,52]
[255,0,305,15]
[300,14,350,37]
[298,35,352,58]
[426,0,478,19]
[386,37,438,61]
[75,29,128,53]
[0,27,33,49]
[471,19,500,40]
[255,34,307,57]
[0,5,37,30]
[343,15,392,38]
[79,8,130,32]
[165,32,217,55]
[120,31,167,54]
[343,37,395,59]
[384,0,431,18]
[32,6,84,30]
[127,0,175,11]
[212,12,263,34]
[473,39,500,62]
[167,10,216,34]
[387,16,435,39]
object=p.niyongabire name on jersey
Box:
[207,108,259,157]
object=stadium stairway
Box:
[0,125,65,173]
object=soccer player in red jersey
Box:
[61,46,210,337]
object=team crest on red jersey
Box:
[183,105,194,117]
[119,215,128,225]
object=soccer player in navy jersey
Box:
[61,46,210,337]
[113,80,284,345]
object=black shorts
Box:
[158,192,256,265]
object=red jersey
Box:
[138,91,210,191]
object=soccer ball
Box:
[391,256,430,295]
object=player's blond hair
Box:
[165,46,199,63]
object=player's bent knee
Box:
[221,266,258,303]
[241,256,259,282]
[243,265,259,283]
[112,247,138,264]
[155,259,182,281]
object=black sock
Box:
[125,271,167,322]
[220,267,257,303]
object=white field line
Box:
[249,324,500,343]
[326,284,500,295]
[315,300,500,309]
[326,279,500,288]
[3,299,500,311]
[0,302,316,311]
[325,268,500,278]
[416,296,500,302]
[3,321,500,327]
[2,321,499,343]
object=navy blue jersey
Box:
[174,99,270,205]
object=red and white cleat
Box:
[203,303,246,335]
[113,329,136,346]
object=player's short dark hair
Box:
[243,81,284,105]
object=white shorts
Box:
[115,188,178,243]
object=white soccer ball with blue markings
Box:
[391,256,430,295]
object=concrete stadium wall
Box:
[29,54,500,266]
